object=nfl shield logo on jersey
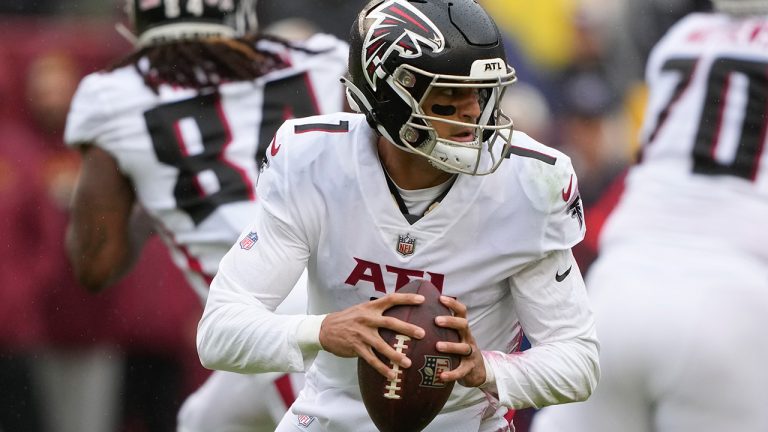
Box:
[297,414,316,427]
[239,231,259,250]
[396,233,416,256]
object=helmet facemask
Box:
[389,61,517,176]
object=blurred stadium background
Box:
[0,0,709,431]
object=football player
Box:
[63,1,348,431]
[532,1,768,431]
[196,1,600,431]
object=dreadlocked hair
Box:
[109,34,315,93]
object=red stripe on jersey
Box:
[505,408,515,424]
[274,373,297,408]
[156,222,215,286]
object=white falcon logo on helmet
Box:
[362,0,445,91]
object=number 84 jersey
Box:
[64,34,348,299]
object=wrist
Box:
[296,314,327,353]
[479,352,496,389]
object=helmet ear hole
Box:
[400,126,421,145]
[399,122,434,150]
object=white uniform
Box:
[532,12,768,432]
[197,112,600,432]
[64,34,349,432]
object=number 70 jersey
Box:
[64,34,349,299]
[603,13,768,263]
[639,13,768,189]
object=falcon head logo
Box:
[567,195,584,230]
[361,0,445,91]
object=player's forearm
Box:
[66,144,145,291]
[197,270,322,373]
[65,221,128,291]
[481,335,600,409]
[65,205,150,292]
[492,249,600,408]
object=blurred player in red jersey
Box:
[532,1,768,431]
[64,1,349,431]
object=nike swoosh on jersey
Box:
[562,174,573,202]
[270,137,282,157]
[555,265,572,282]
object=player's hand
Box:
[434,295,486,387]
[319,293,426,379]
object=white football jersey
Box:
[603,13,768,262]
[64,34,349,300]
[198,113,599,430]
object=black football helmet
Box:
[711,0,768,15]
[125,0,258,47]
[343,0,516,175]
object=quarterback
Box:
[197,1,599,431]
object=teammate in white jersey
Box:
[196,1,600,431]
[64,1,348,431]
[531,1,768,431]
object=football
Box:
[357,279,461,432]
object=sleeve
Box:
[63,73,110,148]
[482,249,600,409]
[510,133,585,255]
[196,123,324,374]
[542,156,586,253]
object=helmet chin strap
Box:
[342,77,408,150]
[340,77,373,113]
